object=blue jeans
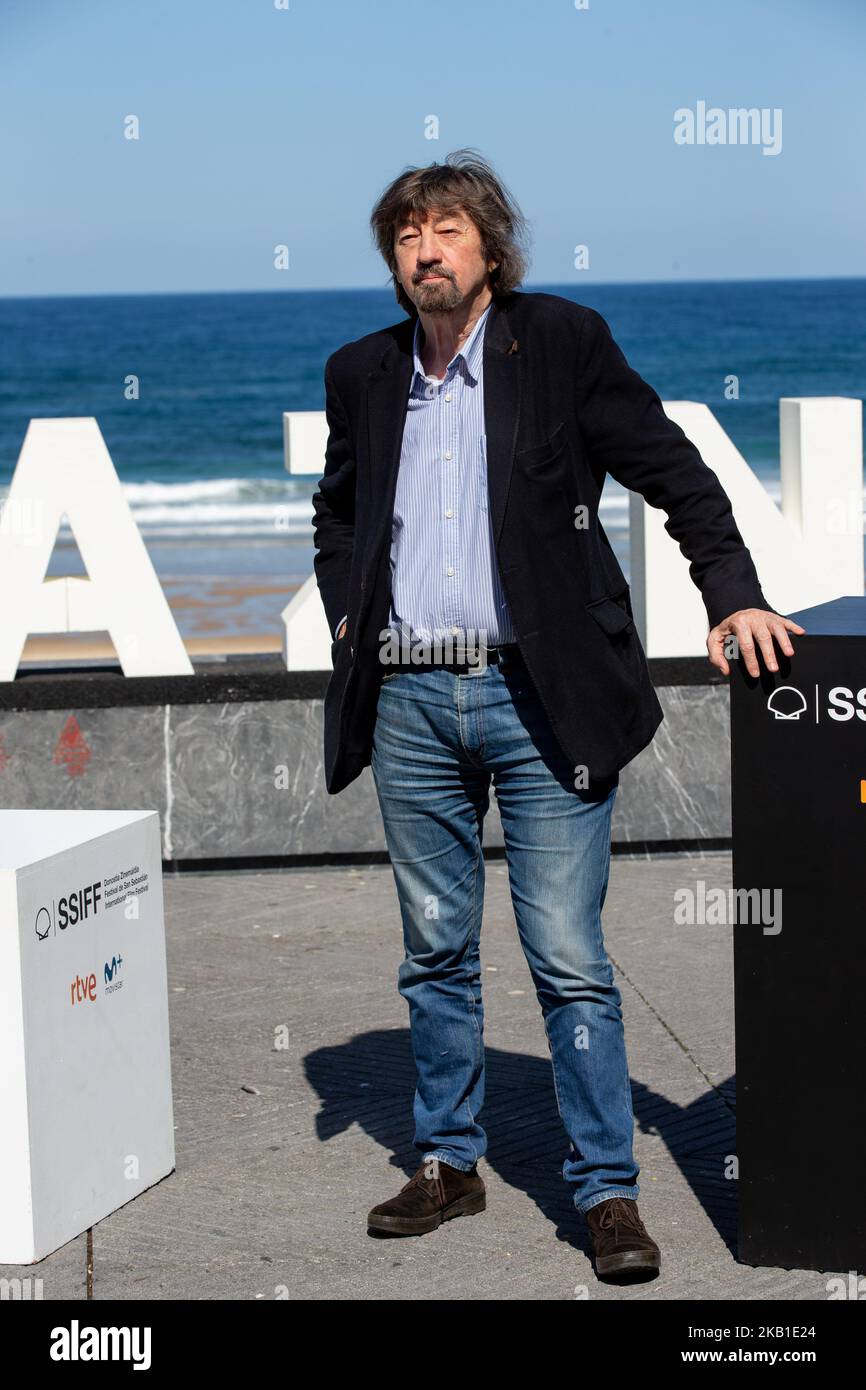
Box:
[370,651,639,1215]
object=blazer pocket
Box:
[585,594,634,635]
[516,421,567,472]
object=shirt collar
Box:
[411,301,492,386]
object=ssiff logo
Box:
[35,880,103,941]
[767,685,866,723]
[767,687,807,720]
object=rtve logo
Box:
[70,972,97,1005]
[766,685,866,724]
[34,881,102,941]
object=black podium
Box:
[731,594,866,1271]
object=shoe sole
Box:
[594,1248,661,1277]
[367,1190,486,1236]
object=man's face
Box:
[393,206,496,314]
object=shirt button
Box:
[444,451,453,460]
[444,392,452,401]
[451,626,460,635]
[445,508,453,518]
[446,566,454,576]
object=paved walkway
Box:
[1,855,840,1300]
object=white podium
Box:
[0,809,175,1264]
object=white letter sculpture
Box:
[0,418,194,678]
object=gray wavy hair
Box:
[369,148,531,317]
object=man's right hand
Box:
[337,620,347,640]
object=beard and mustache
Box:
[412,270,463,313]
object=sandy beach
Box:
[24,533,310,663]
[18,575,299,664]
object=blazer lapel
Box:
[363,321,414,570]
[482,297,521,546]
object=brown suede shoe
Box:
[584,1197,661,1277]
[367,1159,486,1236]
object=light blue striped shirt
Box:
[385,302,516,648]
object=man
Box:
[311,150,803,1280]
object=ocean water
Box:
[0,281,863,629]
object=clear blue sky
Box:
[1,0,864,296]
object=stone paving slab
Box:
[0,857,843,1301]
